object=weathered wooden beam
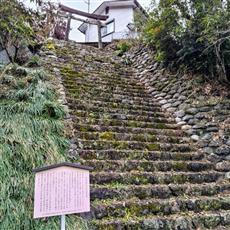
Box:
[58,13,105,26]
[65,14,72,41]
[59,4,109,21]
[97,21,103,49]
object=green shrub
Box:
[26,55,41,67]
[116,41,131,56]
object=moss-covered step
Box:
[74,110,176,124]
[76,140,194,152]
[62,73,142,85]
[67,90,159,105]
[90,171,224,185]
[65,92,159,109]
[62,75,138,87]
[59,63,133,75]
[75,124,182,136]
[62,78,146,91]
[69,102,166,117]
[78,150,204,161]
[63,78,145,90]
[61,68,136,81]
[66,97,162,113]
[74,118,178,130]
[90,210,230,230]
[90,182,230,200]
[68,103,166,117]
[66,86,154,99]
[80,160,213,172]
[76,132,184,144]
[90,195,230,219]
[65,92,161,109]
[64,82,147,96]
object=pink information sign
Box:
[33,164,91,219]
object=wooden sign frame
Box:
[33,162,93,230]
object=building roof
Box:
[78,0,147,34]
[33,162,93,173]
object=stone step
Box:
[91,171,224,185]
[76,140,193,151]
[61,67,134,80]
[64,80,148,92]
[76,132,186,144]
[78,150,204,161]
[66,86,153,99]
[74,117,178,130]
[74,110,176,124]
[59,61,132,71]
[64,82,146,95]
[90,195,230,220]
[62,76,142,86]
[90,210,230,230]
[68,90,156,104]
[63,78,145,91]
[90,182,230,200]
[75,124,182,136]
[67,92,159,108]
[81,160,213,172]
[69,103,166,117]
[67,97,161,113]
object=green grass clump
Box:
[0,65,89,230]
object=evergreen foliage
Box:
[143,0,230,83]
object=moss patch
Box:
[147,143,160,151]
[99,132,115,141]
[156,123,167,129]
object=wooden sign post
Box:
[33,162,92,229]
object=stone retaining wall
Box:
[125,45,230,173]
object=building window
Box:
[101,20,115,37]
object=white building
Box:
[78,0,147,43]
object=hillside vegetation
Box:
[0,64,88,229]
[142,0,230,83]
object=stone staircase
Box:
[43,41,230,230]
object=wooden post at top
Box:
[65,14,72,41]
[97,21,103,49]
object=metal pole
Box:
[61,215,66,230]
[88,0,90,13]
[84,0,90,13]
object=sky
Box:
[24,0,152,41]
